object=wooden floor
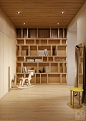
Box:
[0,85,86,121]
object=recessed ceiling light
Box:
[57,23,59,25]
[61,11,64,14]
[17,11,21,14]
[23,23,26,25]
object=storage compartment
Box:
[64,28,67,38]
[41,39,47,44]
[43,57,47,62]
[60,63,63,73]
[26,39,34,44]
[23,28,27,38]
[62,74,67,84]
[38,29,50,38]
[41,74,47,84]
[17,39,24,45]
[36,39,40,44]
[16,63,21,73]
[16,46,20,56]
[52,46,56,56]
[25,74,35,84]
[48,57,53,62]
[64,63,67,73]
[23,63,37,73]
[51,29,58,38]
[16,74,24,83]
[48,74,60,84]
[17,57,24,62]
[55,57,66,62]
[38,46,51,56]
[79,75,83,85]
[59,28,63,38]
[57,46,66,56]
[17,28,21,38]
[21,46,29,56]
[28,28,37,38]
[48,39,60,44]
[36,74,40,84]
[39,63,49,73]
[30,46,37,56]
[62,39,67,44]
[51,63,58,73]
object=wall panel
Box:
[0,8,16,99]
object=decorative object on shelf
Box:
[53,48,55,56]
[24,67,27,73]
[43,66,45,73]
[22,66,25,73]
[27,59,34,62]
[26,49,28,56]
[56,59,61,61]
[38,49,48,56]
[38,50,45,56]
[35,59,42,62]
[28,70,35,73]
[44,49,48,56]
[56,59,65,62]
[46,66,50,73]
[62,59,64,61]
[22,66,27,73]
[39,70,43,73]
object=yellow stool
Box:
[70,87,84,110]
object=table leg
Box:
[73,91,74,108]
[70,90,72,105]
[79,92,80,105]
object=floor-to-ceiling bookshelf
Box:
[16,28,67,85]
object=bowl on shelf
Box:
[39,70,43,73]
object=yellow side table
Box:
[70,87,84,110]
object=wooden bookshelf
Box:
[16,28,67,85]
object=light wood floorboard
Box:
[0,85,86,121]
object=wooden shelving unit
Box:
[16,28,67,85]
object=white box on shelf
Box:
[28,70,35,73]
[27,59,34,62]
[38,50,45,56]
[35,59,42,62]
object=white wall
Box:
[0,8,16,99]
[67,32,77,85]
[67,2,86,85]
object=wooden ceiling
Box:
[0,0,85,28]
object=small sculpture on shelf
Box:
[44,49,48,56]
[26,49,28,56]
[43,66,45,73]
[39,66,45,73]
[53,48,55,56]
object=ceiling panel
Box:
[0,0,85,27]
